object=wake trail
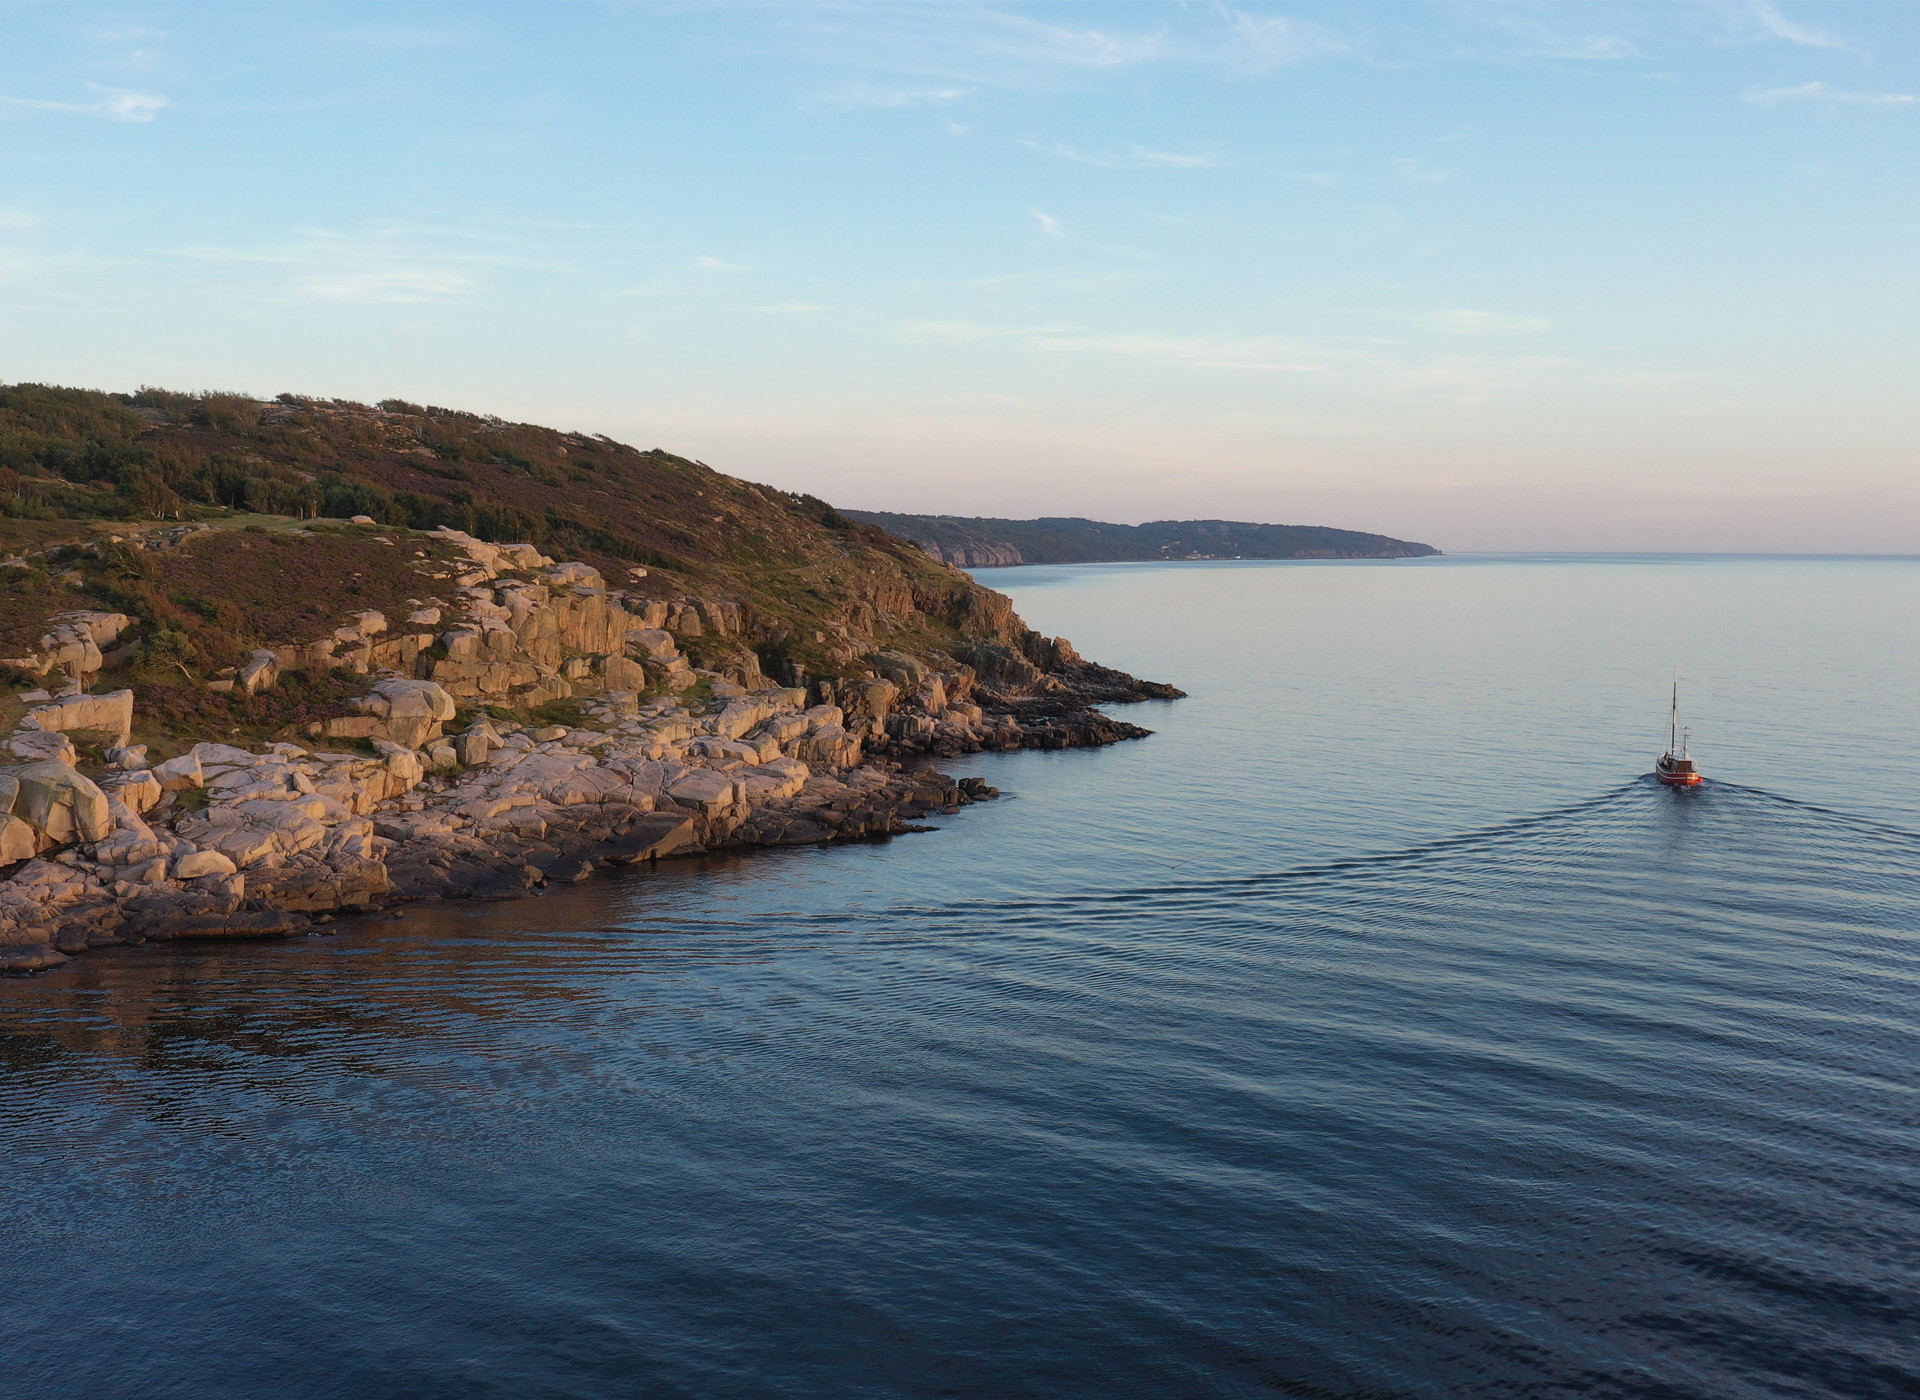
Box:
[1708,781,1920,845]
[867,780,1656,922]
[864,774,1920,926]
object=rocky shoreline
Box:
[0,538,1179,974]
[0,696,1153,974]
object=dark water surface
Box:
[5,555,1918,1398]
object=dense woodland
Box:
[846,510,1438,565]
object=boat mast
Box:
[1670,680,1678,758]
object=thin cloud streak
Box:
[0,86,169,122]
[1744,81,1916,107]
[1748,0,1849,51]
[806,82,969,110]
[1020,139,1220,169]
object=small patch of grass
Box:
[525,697,593,729]
[124,670,369,753]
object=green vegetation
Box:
[843,510,1440,563]
[0,382,1043,753]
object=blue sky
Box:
[2,2,1915,550]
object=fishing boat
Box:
[1655,682,1704,787]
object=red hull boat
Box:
[1656,682,1703,786]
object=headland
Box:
[842,510,1439,569]
[0,385,1180,970]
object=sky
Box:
[1,2,1916,552]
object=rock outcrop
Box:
[0,670,1061,967]
[0,393,1192,973]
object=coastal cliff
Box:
[0,384,1180,971]
[843,511,1438,567]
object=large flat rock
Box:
[603,812,698,863]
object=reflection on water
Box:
[3,557,1918,1398]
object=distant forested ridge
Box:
[842,512,1439,568]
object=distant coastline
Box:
[843,512,1439,570]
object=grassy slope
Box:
[844,510,1439,562]
[0,385,1028,700]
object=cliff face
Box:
[844,511,1439,566]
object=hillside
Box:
[0,380,1182,764]
[0,384,1171,724]
[0,384,968,683]
[842,511,1439,569]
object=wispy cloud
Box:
[980,15,1170,70]
[1390,157,1458,185]
[1215,11,1350,71]
[693,255,743,270]
[1020,139,1219,169]
[0,85,169,122]
[1447,8,1635,63]
[900,320,1061,344]
[301,267,474,303]
[806,82,969,111]
[1031,209,1065,238]
[1547,34,1637,60]
[898,319,1323,374]
[1748,1,1848,51]
[0,211,38,231]
[173,226,490,305]
[755,302,827,315]
[1028,331,1323,374]
[1432,309,1550,335]
[1744,81,1916,107]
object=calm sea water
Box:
[4,555,1917,1398]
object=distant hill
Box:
[843,512,1439,569]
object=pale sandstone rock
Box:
[497,542,550,570]
[118,856,169,887]
[599,654,647,690]
[628,629,678,660]
[23,688,135,745]
[374,813,456,841]
[189,742,260,767]
[373,677,456,722]
[370,739,425,790]
[7,859,67,887]
[0,815,34,862]
[151,753,205,791]
[666,769,737,816]
[93,797,162,865]
[544,561,602,589]
[174,849,238,880]
[239,650,279,694]
[5,762,112,849]
[755,714,811,745]
[6,730,77,766]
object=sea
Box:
[3,554,1917,1399]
